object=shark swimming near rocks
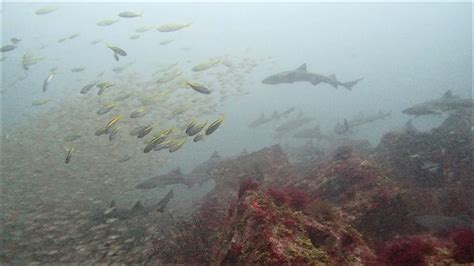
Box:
[402,90,474,117]
[334,110,391,135]
[134,151,222,190]
[262,63,363,90]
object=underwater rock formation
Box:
[211,189,376,264]
[150,114,473,263]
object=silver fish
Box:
[42,72,55,92]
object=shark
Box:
[402,90,474,117]
[262,63,363,90]
[134,151,222,190]
[97,189,175,221]
[248,113,274,128]
[293,125,333,141]
[334,110,391,135]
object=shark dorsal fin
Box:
[443,90,453,98]
[296,64,307,72]
[172,167,183,176]
[210,151,221,160]
[132,200,144,211]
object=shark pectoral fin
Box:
[296,63,307,71]
[288,72,297,83]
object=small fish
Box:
[32,99,51,106]
[118,11,143,18]
[106,115,123,131]
[130,108,147,118]
[186,120,207,136]
[107,44,127,56]
[22,52,45,70]
[114,93,132,102]
[97,87,107,95]
[10,38,21,45]
[1,45,16,53]
[96,18,119,26]
[117,155,131,163]
[109,126,121,141]
[91,39,102,45]
[96,82,114,95]
[156,23,191,32]
[80,83,95,94]
[185,119,197,134]
[186,80,212,94]
[71,67,85,72]
[58,37,67,43]
[42,72,55,92]
[35,6,58,15]
[193,133,205,142]
[130,35,140,40]
[136,25,156,33]
[205,115,224,135]
[157,69,181,84]
[153,140,173,151]
[169,139,186,153]
[130,125,147,136]
[156,63,178,73]
[63,134,82,142]
[159,39,173,45]
[192,58,221,72]
[144,134,168,153]
[158,128,175,137]
[97,103,117,115]
[65,145,74,164]
[137,124,153,138]
[95,127,108,136]
[68,33,80,40]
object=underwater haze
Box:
[1,2,473,264]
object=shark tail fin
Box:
[344,118,349,130]
[341,78,364,90]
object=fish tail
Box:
[340,78,363,90]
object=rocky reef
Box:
[150,111,473,264]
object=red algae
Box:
[378,237,434,266]
[266,186,310,210]
[238,178,259,198]
[451,229,474,263]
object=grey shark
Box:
[334,110,391,135]
[100,190,175,220]
[293,125,333,141]
[262,63,363,90]
[402,90,474,117]
[248,113,273,128]
[135,151,222,190]
[275,116,314,135]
